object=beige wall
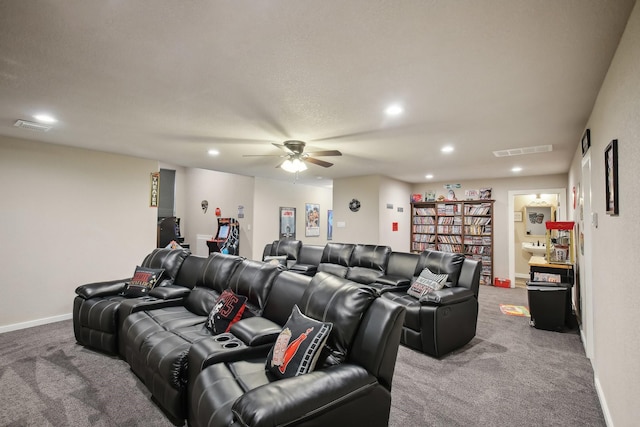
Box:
[331,175,411,249]
[252,177,333,260]
[378,177,412,252]
[0,136,157,330]
[332,175,382,244]
[569,2,640,424]
[412,175,566,280]
[181,168,255,259]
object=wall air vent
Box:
[14,119,52,132]
[493,144,552,157]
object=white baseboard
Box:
[515,272,529,279]
[594,374,613,427]
[0,313,72,334]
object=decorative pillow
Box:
[266,305,333,380]
[407,268,448,298]
[122,266,164,297]
[264,255,287,268]
[206,289,248,334]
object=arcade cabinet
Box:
[207,218,240,255]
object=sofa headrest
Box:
[227,260,282,315]
[320,243,355,267]
[174,255,209,289]
[141,248,190,280]
[298,272,377,366]
[414,250,465,287]
[198,252,244,293]
[349,244,391,271]
[262,271,312,325]
[270,239,302,261]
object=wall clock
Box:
[349,199,361,212]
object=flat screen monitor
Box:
[218,224,230,239]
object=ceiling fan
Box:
[244,140,342,173]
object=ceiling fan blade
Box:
[305,157,334,168]
[272,142,294,153]
[306,150,342,157]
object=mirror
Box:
[524,206,553,236]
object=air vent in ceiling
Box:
[493,144,552,157]
[14,119,52,132]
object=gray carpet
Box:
[0,286,604,426]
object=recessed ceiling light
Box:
[512,166,523,172]
[207,149,220,156]
[33,114,57,124]
[441,145,454,153]
[425,174,434,179]
[385,104,403,116]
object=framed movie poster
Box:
[305,203,320,237]
[279,207,296,239]
[327,210,333,240]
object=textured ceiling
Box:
[0,1,635,186]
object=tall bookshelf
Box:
[411,200,494,286]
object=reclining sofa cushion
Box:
[263,239,302,268]
[288,244,324,275]
[183,253,244,315]
[265,305,333,379]
[373,251,420,291]
[414,250,465,288]
[345,244,391,284]
[227,260,281,316]
[298,272,377,366]
[317,243,355,278]
[263,255,287,268]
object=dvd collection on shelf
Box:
[411,200,494,286]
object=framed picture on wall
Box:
[605,139,619,215]
[305,203,320,237]
[327,210,333,240]
[279,207,296,239]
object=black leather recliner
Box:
[188,272,406,427]
[121,256,281,422]
[72,248,190,355]
[380,250,481,358]
[262,239,302,268]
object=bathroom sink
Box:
[522,242,547,256]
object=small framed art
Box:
[604,139,619,216]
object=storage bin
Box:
[494,278,511,288]
[527,283,572,331]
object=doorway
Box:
[508,188,566,288]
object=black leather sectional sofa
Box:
[73,248,406,426]
[263,240,482,358]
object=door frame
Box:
[508,187,566,287]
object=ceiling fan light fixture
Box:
[281,158,307,173]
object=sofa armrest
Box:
[75,279,129,299]
[288,264,318,275]
[118,296,186,319]
[419,287,475,306]
[149,284,191,300]
[230,317,282,347]
[232,364,376,427]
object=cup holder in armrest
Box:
[212,333,244,350]
[222,341,240,349]
[214,333,233,342]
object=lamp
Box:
[281,157,307,173]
